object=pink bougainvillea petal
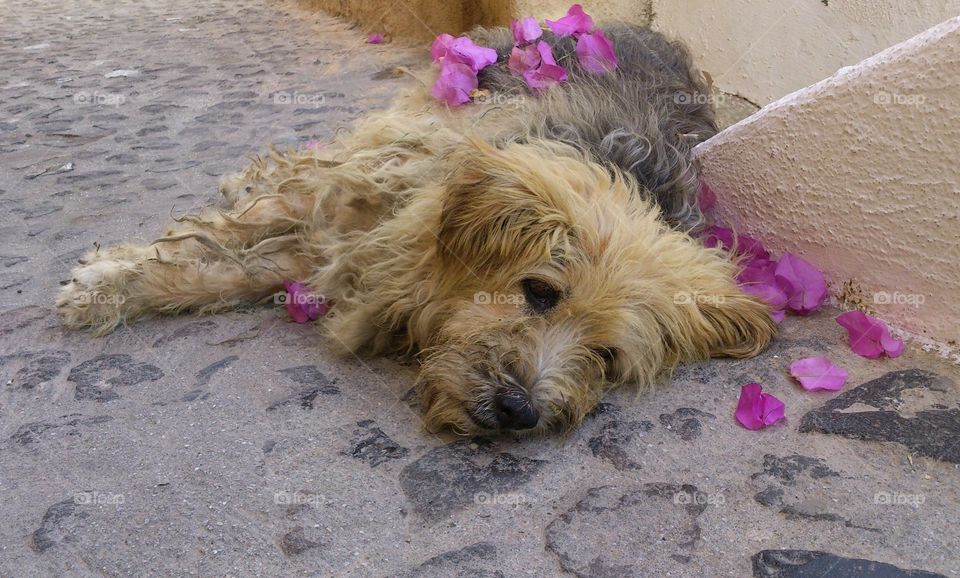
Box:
[880,333,905,358]
[836,310,903,359]
[545,3,594,37]
[575,29,618,74]
[430,34,497,72]
[508,43,540,76]
[283,280,326,324]
[431,62,478,107]
[774,252,828,315]
[741,282,788,323]
[512,41,567,92]
[511,16,542,44]
[789,357,848,391]
[735,383,785,430]
[697,181,717,213]
[703,226,770,261]
[366,33,384,44]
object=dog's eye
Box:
[521,278,560,313]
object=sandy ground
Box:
[1,1,958,576]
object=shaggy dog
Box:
[57,24,776,435]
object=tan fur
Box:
[58,82,776,435]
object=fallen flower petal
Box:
[576,29,618,74]
[430,33,497,73]
[512,41,567,93]
[836,310,904,358]
[774,252,828,315]
[545,4,594,37]
[697,181,717,213]
[735,383,786,430]
[508,43,541,77]
[703,226,770,261]
[741,282,788,323]
[283,280,327,323]
[366,33,384,44]
[789,356,848,391]
[431,61,478,107]
[511,16,542,44]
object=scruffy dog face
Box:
[415,142,775,435]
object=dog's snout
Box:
[493,391,540,430]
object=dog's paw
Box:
[56,253,143,334]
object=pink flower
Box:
[430,33,498,73]
[576,29,618,74]
[511,16,542,44]
[789,357,848,391]
[366,33,384,44]
[836,310,904,359]
[774,253,828,316]
[283,280,327,323]
[735,383,786,430]
[431,61,478,107]
[509,41,567,93]
[697,181,717,213]
[703,226,770,262]
[545,4,594,37]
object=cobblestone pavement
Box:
[1,1,959,577]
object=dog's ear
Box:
[694,289,778,358]
[661,252,778,361]
[437,140,570,273]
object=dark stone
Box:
[799,370,960,464]
[751,550,947,577]
[32,499,89,553]
[0,255,28,268]
[278,526,322,556]
[586,417,653,471]
[750,454,874,532]
[267,365,340,410]
[344,420,409,467]
[659,407,716,440]
[152,320,218,347]
[545,484,708,577]
[195,355,239,387]
[68,354,164,402]
[12,350,72,389]
[12,414,112,446]
[396,542,504,578]
[399,441,546,521]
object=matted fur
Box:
[57,24,776,436]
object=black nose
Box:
[493,391,540,430]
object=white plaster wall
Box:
[693,17,960,346]
[652,0,960,105]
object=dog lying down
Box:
[57,24,777,436]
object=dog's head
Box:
[416,139,776,436]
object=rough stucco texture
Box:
[652,0,960,105]
[695,17,960,347]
